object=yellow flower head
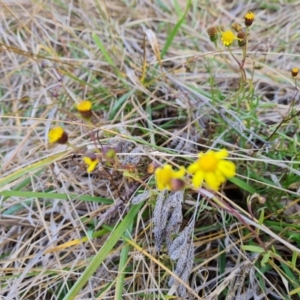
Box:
[48,127,68,144]
[188,149,236,191]
[221,30,238,47]
[76,100,93,119]
[155,164,185,191]
[245,11,255,27]
[291,67,299,77]
[83,153,99,173]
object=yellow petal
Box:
[187,161,199,174]
[166,183,172,190]
[215,149,228,159]
[157,181,165,190]
[218,160,236,178]
[87,160,98,173]
[83,157,92,165]
[173,166,185,178]
[192,170,204,188]
[76,100,92,112]
[204,172,222,190]
[155,164,173,190]
[48,127,64,143]
[215,170,226,183]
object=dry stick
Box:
[228,48,246,83]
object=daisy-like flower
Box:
[83,153,99,173]
[48,127,68,144]
[76,100,92,119]
[221,30,238,47]
[291,67,299,77]
[188,149,236,191]
[155,164,185,191]
[245,11,255,27]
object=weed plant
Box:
[1,1,300,299]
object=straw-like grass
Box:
[1,1,300,299]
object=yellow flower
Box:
[83,154,99,173]
[76,100,92,119]
[188,149,236,191]
[155,164,185,191]
[221,30,238,47]
[245,11,255,27]
[48,127,68,144]
[291,67,299,77]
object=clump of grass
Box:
[1,1,300,299]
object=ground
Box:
[1,0,300,299]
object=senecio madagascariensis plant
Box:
[83,153,99,173]
[76,100,93,119]
[207,27,218,43]
[291,67,299,77]
[48,127,68,144]
[221,30,238,47]
[244,11,255,27]
[188,149,236,191]
[155,164,185,191]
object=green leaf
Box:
[114,221,134,300]
[241,245,265,253]
[0,190,112,205]
[229,176,256,194]
[109,90,134,120]
[0,152,67,188]
[160,0,192,59]
[92,32,116,68]
[63,202,143,300]
[261,250,271,267]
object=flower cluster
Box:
[155,149,236,192]
[47,99,103,173]
[207,11,255,48]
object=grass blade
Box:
[63,202,143,300]
[160,0,192,59]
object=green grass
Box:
[1,0,300,299]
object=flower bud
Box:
[291,67,299,77]
[245,11,255,27]
[207,27,218,43]
[48,127,68,144]
[147,162,160,174]
[231,22,242,32]
[237,31,247,47]
[102,146,117,159]
[76,100,93,119]
[170,179,185,191]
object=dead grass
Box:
[1,0,300,299]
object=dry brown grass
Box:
[1,0,300,299]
